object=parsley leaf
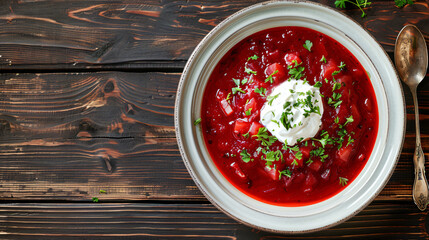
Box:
[314,81,322,88]
[339,177,348,186]
[193,118,202,126]
[395,0,413,8]
[334,0,372,18]
[92,197,99,203]
[303,40,313,52]
[267,93,280,106]
[279,168,292,179]
[245,66,257,75]
[320,55,327,63]
[295,150,303,160]
[289,66,305,79]
[253,127,277,147]
[99,189,107,194]
[245,108,252,116]
[248,55,259,61]
[240,149,253,163]
[265,70,278,83]
[254,87,267,97]
[232,87,245,94]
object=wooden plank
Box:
[0,0,427,69]
[0,202,427,239]
[0,71,427,201]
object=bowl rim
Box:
[175,0,406,233]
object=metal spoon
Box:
[394,24,429,211]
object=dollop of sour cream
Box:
[260,79,324,146]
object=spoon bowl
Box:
[394,24,429,211]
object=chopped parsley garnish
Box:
[233,78,240,86]
[334,0,371,18]
[339,177,349,186]
[395,0,413,7]
[332,82,342,91]
[241,78,248,85]
[320,55,327,63]
[245,66,257,75]
[92,197,99,203]
[343,115,354,127]
[292,159,299,166]
[267,93,280,106]
[295,150,303,160]
[193,118,202,126]
[231,78,246,95]
[254,87,267,97]
[310,147,328,162]
[245,108,252,116]
[261,149,283,167]
[232,87,245,94]
[333,100,343,108]
[314,81,322,88]
[225,92,232,102]
[338,61,346,69]
[288,66,305,79]
[240,149,253,163]
[332,70,341,76]
[347,135,355,146]
[99,189,107,194]
[248,55,259,61]
[265,70,278,83]
[279,168,292,179]
[334,116,339,124]
[253,127,277,147]
[242,132,249,138]
[303,40,313,52]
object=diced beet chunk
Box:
[303,173,317,192]
[265,63,285,83]
[284,53,302,66]
[308,160,322,172]
[219,99,233,116]
[230,162,247,180]
[337,145,353,163]
[245,98,257,112]
[321,168,331,180]
[322,59,338,79]
[264,166,280,181]
[233,119,250,134]
[249,122,263,136]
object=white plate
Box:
[175,0,405,233]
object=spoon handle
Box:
[411,88,429,211]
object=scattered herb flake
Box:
[254,87,267,97]
[248,55,259,61]
[245,66,257,75]
[92,197,99,203]
[303,40,313,52]
[193,118,202,126]
[245,108,252,116]
[240,149,253,163]
[279,168,292,179]
[320,55,327,63]
[265,70,279,83]
[339,177,349,186]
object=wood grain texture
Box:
[0,0,427,69]
[0,72,427,201]
[0,202,428,239]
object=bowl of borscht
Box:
[175,0,405,233]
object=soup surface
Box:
[200,26,378,206]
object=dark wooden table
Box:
[0,0,428,239]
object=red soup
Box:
[200,27,378,206]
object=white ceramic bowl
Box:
[175,0,405,233]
